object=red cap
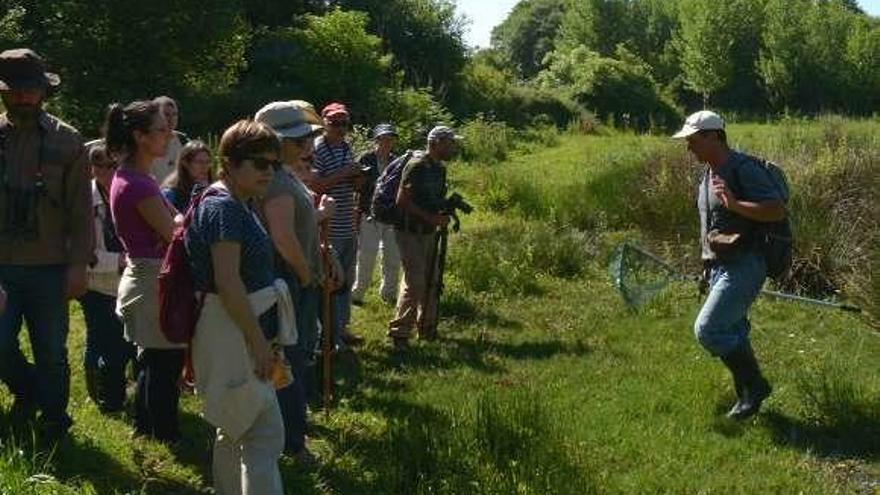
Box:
[321,102,349,119]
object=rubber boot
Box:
[720,343,772,420]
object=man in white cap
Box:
[673,110,786,420]
[387,125,459,350]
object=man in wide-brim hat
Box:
[0,48,93,441]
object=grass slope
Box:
[1,132,878,494]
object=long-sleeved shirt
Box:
[0,111,93,266]
[87,180,123,296]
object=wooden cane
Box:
[320,219,333,414]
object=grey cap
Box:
[372,123,398,139]
[427,125,462,142]
[255,100,324,139]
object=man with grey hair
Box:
[352,123,401,306]
[150,95,187,183]
[387,126,459,350]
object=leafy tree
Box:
[556,0,632,57]
[287,9,391,118]
[334,0,466,96]
[759,0,859,112]
[844,17,880,110]
[674,0,759,106]
[22,0,250,135]
[758,0,807,110]
[243,0,325,28]
[490,0,567,79]
[225,8,391,123]
[536,44,680,131]
[0,3,26,46]
[626,0,680,85]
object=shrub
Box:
[449,220,591,296]
[457,116,516,163]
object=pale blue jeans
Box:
[693,252,767,357]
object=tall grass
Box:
[384,389,596,494]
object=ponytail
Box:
[102,100,160,156]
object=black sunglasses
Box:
[239,156,280,171]
[326,120,350,128]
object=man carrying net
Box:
[672,111,787,421]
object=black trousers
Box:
[134,348,185,442]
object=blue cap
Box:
[372,123,398,139]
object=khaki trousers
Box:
[212,398,284,495]
[388,230,438,339]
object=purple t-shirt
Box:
[110,167,170,259]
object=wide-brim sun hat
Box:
[255,100,324,139]
[0,48,60,91]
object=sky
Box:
[456,0,880,50]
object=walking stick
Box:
[422,225,448,340]
[319,220,333,414]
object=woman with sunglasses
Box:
[161,139,214,214]
[79,142,135,413]
[185,120,292,494]
[106,100,185,443]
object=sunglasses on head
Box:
[239,155,280,171]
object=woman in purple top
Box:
[106,100,185,443]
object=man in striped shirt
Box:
[311,102,364,347]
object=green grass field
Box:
[1,128,878,494]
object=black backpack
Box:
[370,150,417,224]
[734,156,793,281]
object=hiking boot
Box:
[341,329,364,347]
[720,343,772,420]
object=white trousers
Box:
[212,399,284,495]
[352,217,401,303]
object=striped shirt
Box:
[313,136,356,240]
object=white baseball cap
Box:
[672,110,725,139]
[255,100,324,139]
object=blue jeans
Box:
[329,237,357,347]
[79,290,136,411]
[276,275,321,454]
[0,264,71,428]
[694,253,767,356]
